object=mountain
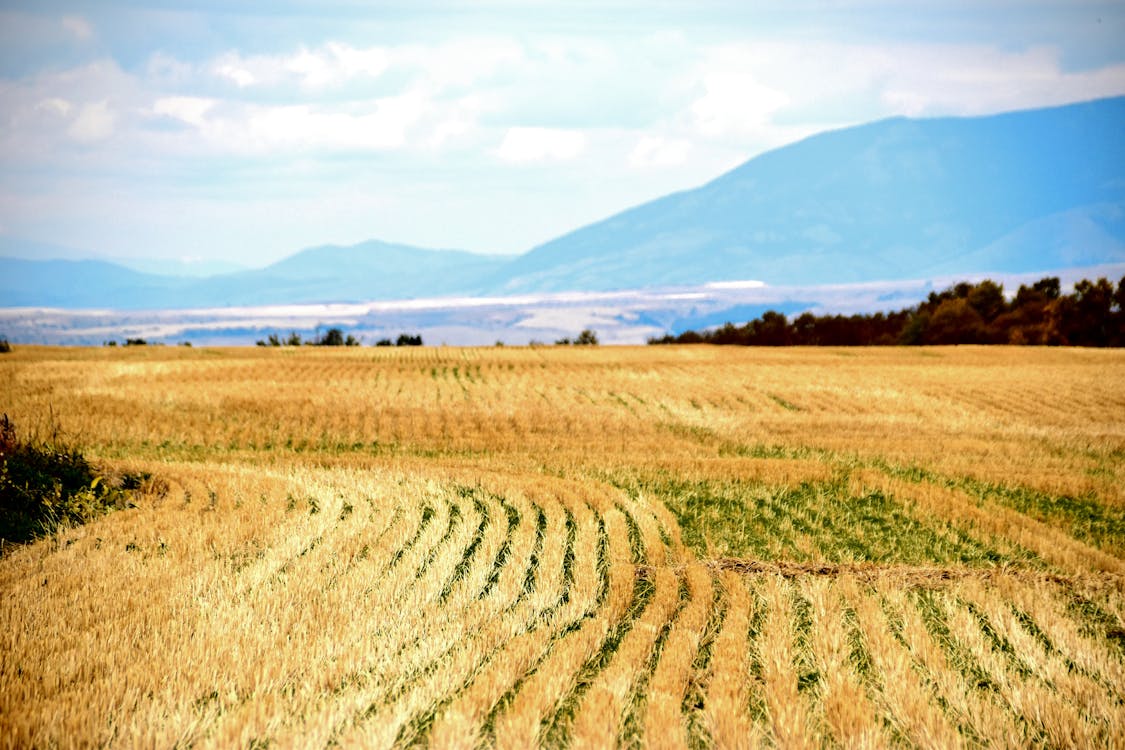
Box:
[489,97,1125,292]
[0,258,191,308]
[0,240,507,309]
[253,240,507,302]
[2,98,1123,311]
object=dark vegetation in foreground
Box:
[0,415,147,549]
[650,276,1125,346]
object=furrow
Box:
[491,504,635,748]
[939,591,1092,747]
[842,576,963,749]
[641,563,714,750]
[702,571,760,750]
[802,577,888,749]
[758,575,820,750]
[881,586,1021,748]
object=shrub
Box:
[0,338,10,354]
[0,415,145,548]
[319,328,345,346]
[558,329,599,346]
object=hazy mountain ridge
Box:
[0,240,509,310]
[493,97,1125,291]
[2,97,1123,310]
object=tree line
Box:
[256,329,423,347]
[649,276,1125,347]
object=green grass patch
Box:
[616,473,1027,567]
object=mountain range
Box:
[3,96,1124,310]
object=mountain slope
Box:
[1,241,507,309]
[0,258,190,308]
[489,97,1125,292]
[3,98,1123,310]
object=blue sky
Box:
[2,1,1124,269]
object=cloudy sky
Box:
[2,1,1124,268]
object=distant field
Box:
[2,345,1124,748]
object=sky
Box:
[1,1,1124,270]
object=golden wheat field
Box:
[2,344,1124,748]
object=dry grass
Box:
[1,344,1123,748]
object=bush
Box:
[0,415,144,548]
[396,334,423,346]
[0,338,10,354]
[575,329,600,345]
[318,328,345,346]
[556,329,599,346]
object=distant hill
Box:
[0,241,507,310]
[1,97,1123,310]
[0,258,189,308]
[489,96,1125,292]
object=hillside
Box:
[2,97,1123,309]
[491,97,1125,292]
[0,240,507,310]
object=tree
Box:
[925,298,986,344]
[966,280,1006,323]
[319,328,345,346]
[574,329,599,345]
[747,311,791,346]
[1055,278,1115,346]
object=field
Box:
[2,344,1124,748]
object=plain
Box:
[1,344,1123,748]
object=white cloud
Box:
[153,96,216,127]
[325,42,390,80]
[68,100,115,142]
[396,38,524,90]
[218,93,426,152]
[690,70,790,139]
[36,97,72,117]
[214,60,256,88]
[146,53,194,86]
[496,127,586,163]
[875,44,1125,116]
[61,15,93,41]
[628,135,692,168]
[211,43,391,91]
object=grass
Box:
[623,474,1030,568]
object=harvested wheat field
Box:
[2,344,1124,748]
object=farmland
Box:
[2,345,1124,748]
